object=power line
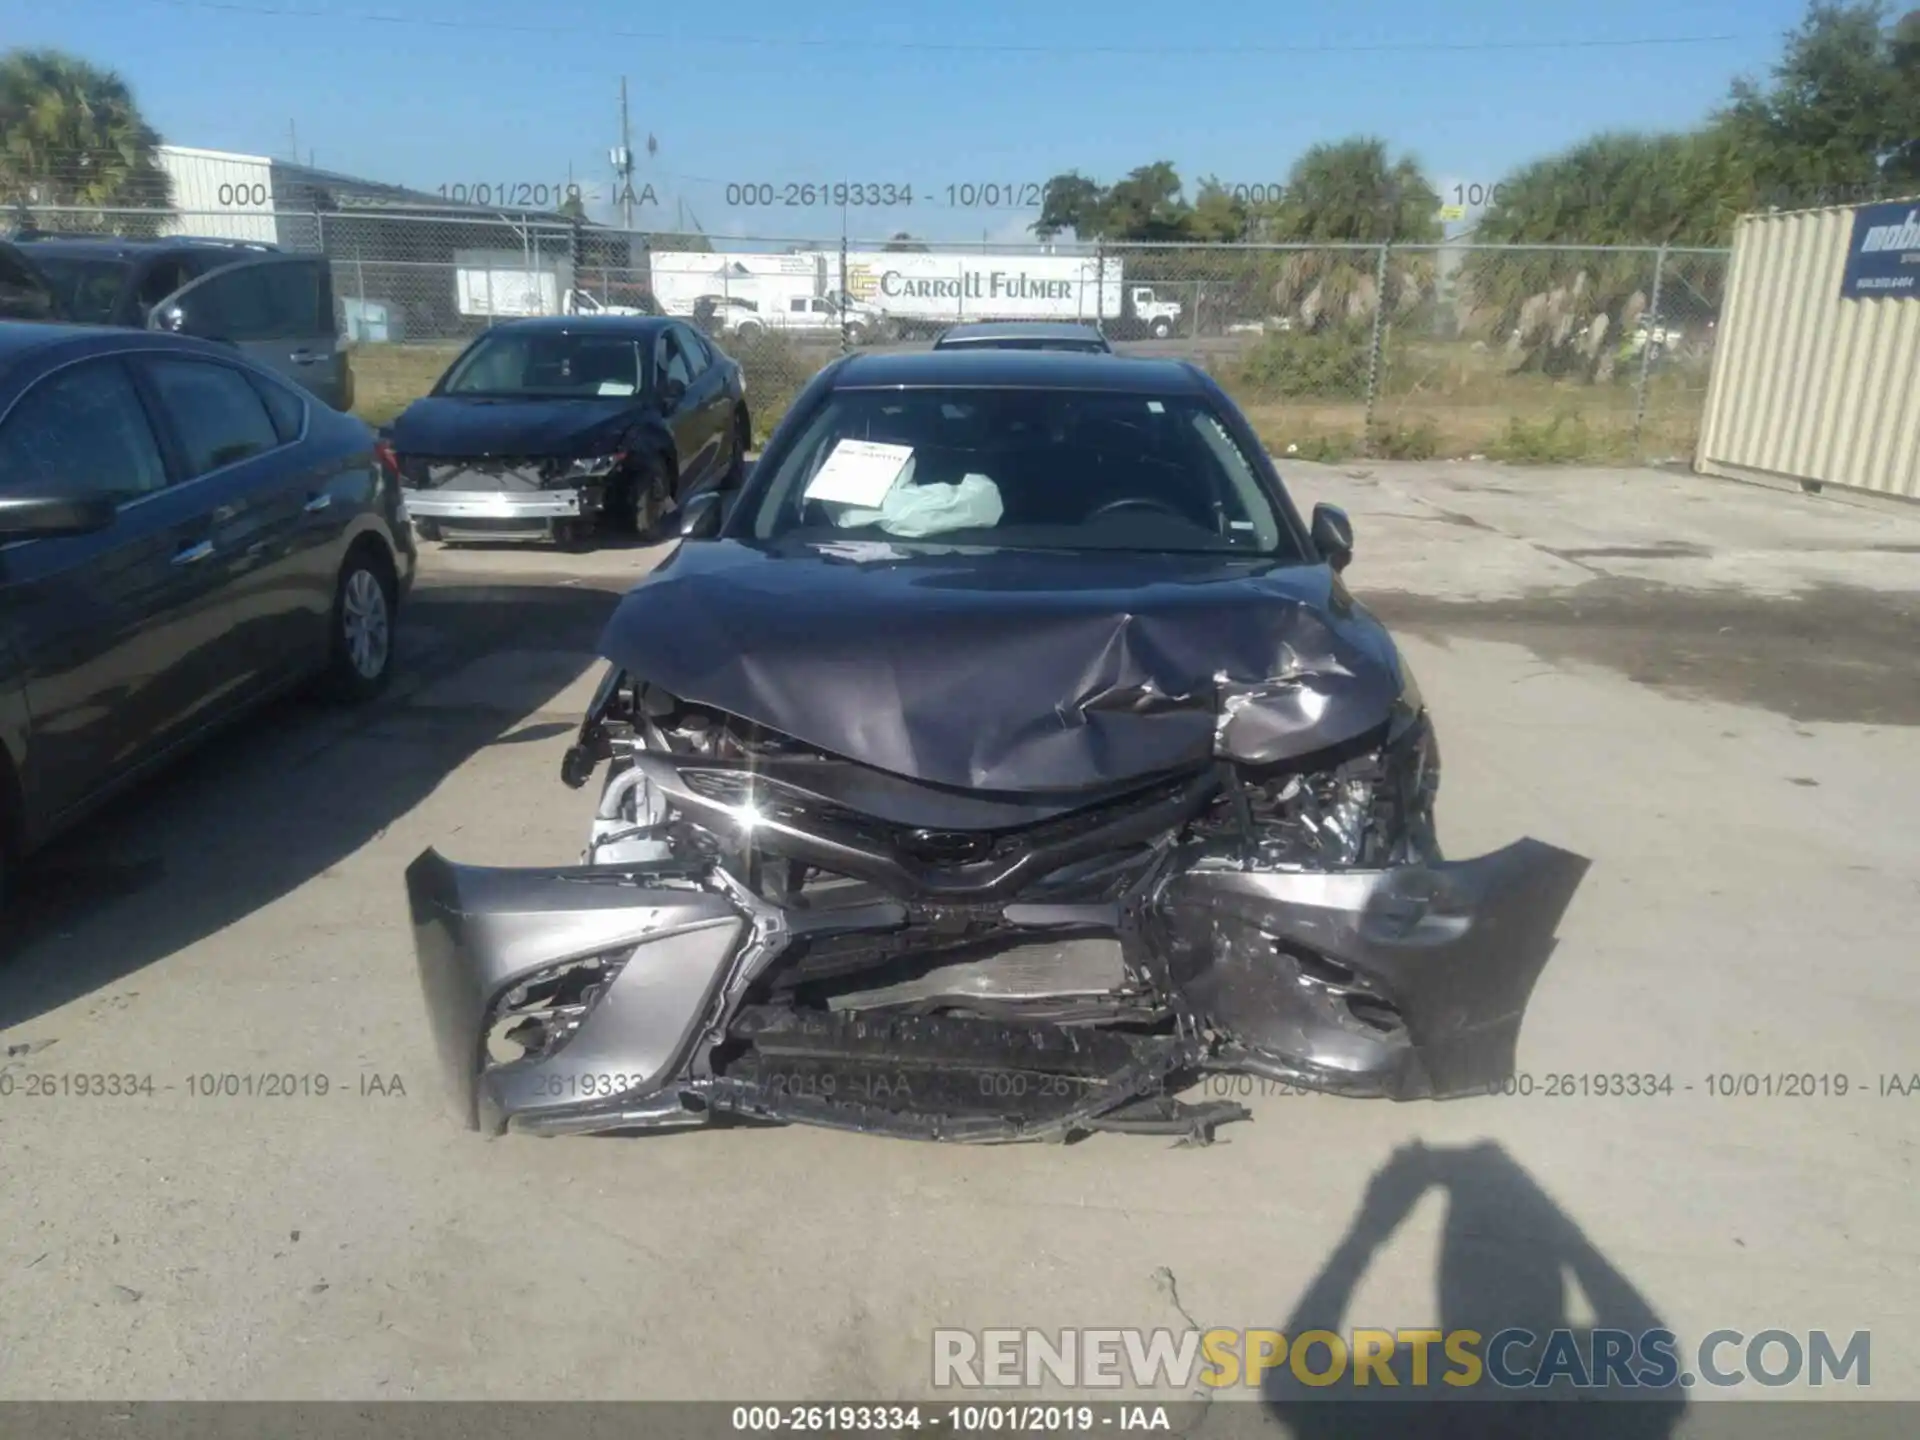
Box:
[125,0,1759,57]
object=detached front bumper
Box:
[404,837,1588,1142]
[1163,840,1591,1099]
[405,851,745,1136]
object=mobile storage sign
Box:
[1840,202,1920,298]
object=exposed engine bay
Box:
[406,663,1588,1145]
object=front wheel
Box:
[1150,317,1173,339]
[610,460,669,540]
[321,547,397,703]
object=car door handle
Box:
[290,350,321,365]
[172,539,215,566]
[303,493,332,513]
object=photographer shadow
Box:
[1263,1140,1688,1440]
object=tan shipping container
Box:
[1696,198,1920,501]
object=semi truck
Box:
[648,249,1184,341]
[840,251,1183,339]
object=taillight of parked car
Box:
[374,438,403,481]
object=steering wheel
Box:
[1087,496,1187,522]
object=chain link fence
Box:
[9,206,1728,461]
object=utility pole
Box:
[615,78,635,233]
[288,120,298,163]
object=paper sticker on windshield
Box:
[804,439,914,507]
[596,380,635,396]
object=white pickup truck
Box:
[562,289,652,317]
[718,291,887,344]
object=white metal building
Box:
[1695,198,1920,502]
[154,146,285,243]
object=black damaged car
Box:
[404,349,1588,1144]
[385,315,750,548]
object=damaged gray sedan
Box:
[406,350,1588,1143]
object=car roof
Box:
[14,235,274,259]
[0,322,271,390]
[0,320,120,359]
[936,321,1108,343]
[831,348,1202,392]
[485,314,676,337]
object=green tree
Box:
[1894,10,1920,180]
[1096,161,1191,240]
[1032,172,1109,240]
[557,191,588,222]
[0,49,171,230]
[1458,133,1735,380]
[1718,1,1920,202]
[1261,138,1440,331]
[1185,178,1253,242]
[1031,162,1196,241]
[1458,1,1920,380]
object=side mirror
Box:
[1309,503,1353,571]
[677,489,724,539]
[0,493,117,540]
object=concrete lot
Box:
[1,459,1916,1408]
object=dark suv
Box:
[2,234,351,410]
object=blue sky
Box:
[2,0,1816,243]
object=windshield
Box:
[24,255,126,324]
[439,329,647,398]
[742,386,1297,556]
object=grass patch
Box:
[1484,411,1631,464]
[1372,417,1440,460]
[345,336,1706,466]
[347,343,464,428]
[1263,431,1364,464]
[1228,327,1371,400]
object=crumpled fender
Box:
[1160,839,1591,1099]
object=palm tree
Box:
[0,49,172,233]
[1259,138,1440,331]
[1458,132,1744,380]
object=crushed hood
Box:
[596,540,1408,792]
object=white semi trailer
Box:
[841,251,1183,339]
[648,249,1183,340]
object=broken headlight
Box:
[1206,682,1440,871]
[561,452,626,481]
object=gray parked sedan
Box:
[0,323,415,912]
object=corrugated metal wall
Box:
[1696,203,1920,500]
[155,146,281,245]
